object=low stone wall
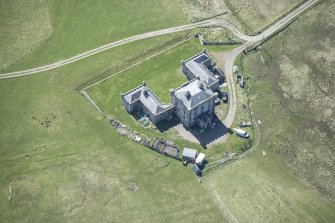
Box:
[108,116,182,162]
[191,11,227,23]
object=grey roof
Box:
[124,84,173,115]
[182,148,197,159]
[173,79,216,110]
[184,52,218,87]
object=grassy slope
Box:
[242,0,335,201]
[0,0,52,69]
[203,1,335,222]
[2,0,187,72]
[204,152,335,223]
[0,1,228,222]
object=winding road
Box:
[210,0,320,145]
[0,0,320,141]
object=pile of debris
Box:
[109,116,150,145]
[108,116,181,161]
[238,121,252,127]
[151,139,180,160]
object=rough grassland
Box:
[180,0,227,21]
[0,0,52,70]
[242,0,335,201]
[0,36,228,223]
[2,0,187,72]
[204,152,335,223]
[202,1,335,222]
[1,0,335,222]
[224,0,304,33]
[201,28,244,44]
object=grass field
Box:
[1,0,188,72]
[0,0,52,70]
[0,1,230,222]
[0,35,232,222]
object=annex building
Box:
[121,82,174,124]
[121,50,223,129]
[181,50,224,91]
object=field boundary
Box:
[223,0,252,33]
[192,11,227,23]
[199,33,243,46]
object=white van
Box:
[195,153,206,165]
[234,128,249,138]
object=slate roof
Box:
[182,148,197,159]
[123,84,173,115]
[184,52,218,87]
[173,79,216,110]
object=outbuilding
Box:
[182,148,197,162]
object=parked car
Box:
[195,153,206,165]
[222,92,228,103]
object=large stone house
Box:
[181,50,224,91]
[121,82,174,124]
[170,79,217,129]
[121,50,223,129]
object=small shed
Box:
[195,153,206,165]
[192,164,202,175]
[182,148,197,162]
